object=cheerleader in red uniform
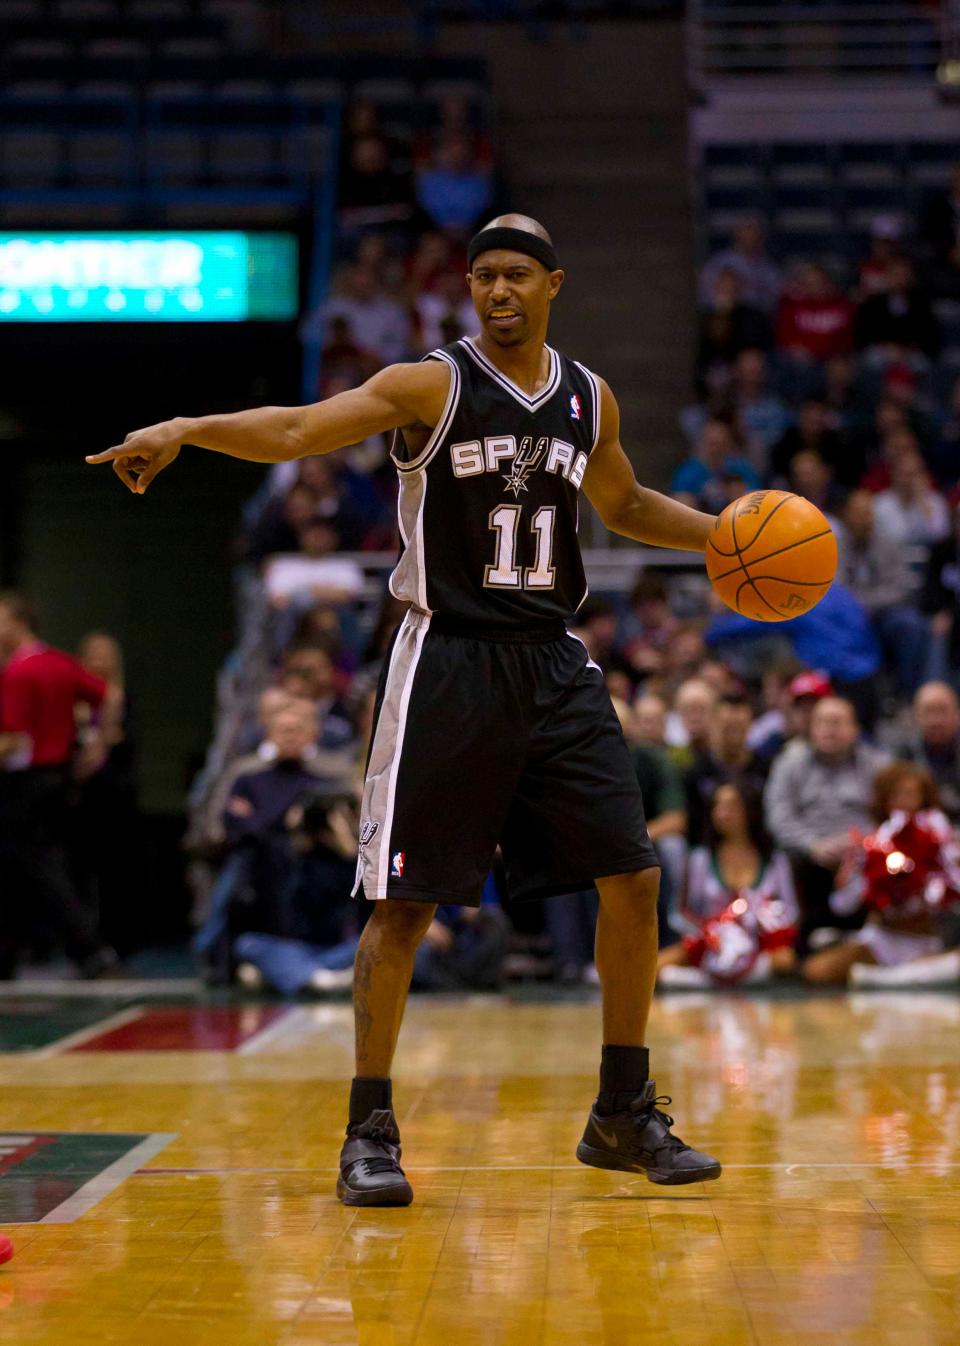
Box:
[658,782,799,987]
[803,763,960,986]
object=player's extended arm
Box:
[85,361,451,495]
[582,378,716,552]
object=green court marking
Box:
[0,999,133,1052]
[0,1132,176,1224]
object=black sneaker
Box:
[337,1109,414,1207]
[576,1081,722,1186]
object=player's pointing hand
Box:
[85,417,185,494]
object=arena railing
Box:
[687,1,943,87]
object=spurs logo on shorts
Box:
[359,820,379,849]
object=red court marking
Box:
[68,1006,290,1053]
[0,1136,55,1176]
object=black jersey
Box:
[389,336,601,629]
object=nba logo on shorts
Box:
[391,851,405,879]
[569,393,581,420]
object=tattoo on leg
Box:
[353,937,382,1064]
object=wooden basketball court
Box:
[0,988,958,1345]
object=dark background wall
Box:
[2,319,299,812]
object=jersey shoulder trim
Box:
[390,349,461,475]
[572,360,602,454]
[459,336,562,412]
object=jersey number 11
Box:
[484,505,556,590]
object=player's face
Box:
[467,250,562,346]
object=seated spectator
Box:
[921,161,960,297]
[318,315,382,396]
[787,449,847,520]
[683,697,769,846]
[730,348,792,469]
[696,267,772,392]
[193,702,355,979]
[803,763,960,986]
[621,705,689,942]
[837,489,929,696]
[856,216,906,299]
[854,258,940,364]
[634,692,669,749]
[234,786,364,996]
[699,216,783,315]
[896,682,960,822]
[707,584,883,730]
[764,696,887,948]
[241,482,318,565]
[338,133,415,234]
[670,417,760,512]
[860,425,925,494]
[921,503,960,686]
[299,454,383,550]
[776,263,855,364]
[661,625,711,700]
[667,677,717,768]
[278,644,356,751]
[405,229,463,298]
[615,571,680,683]
[873,449,950,549]
[416,133,493,238]
[414,91,494,173]
[658,782,798,987]
[413,267,476,352]
[746,659,809,762]
[770,399,846,486]
[849,397,911,485]
[412,893,512,992]
[312,262,411,368]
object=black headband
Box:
[467,226,559,273]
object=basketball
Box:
[705,490,838,622]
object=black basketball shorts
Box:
[353,609,659,907]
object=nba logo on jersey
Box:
[569,393,581,420]
[391,851,405,879]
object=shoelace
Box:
[633,1094,691,1154]
[348,1125,403,1176]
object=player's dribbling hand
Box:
[85,418,186,494]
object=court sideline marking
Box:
[29,1007,146,1058]
[39,1133,178,1223]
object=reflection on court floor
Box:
[0,990,959,1344]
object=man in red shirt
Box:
[776,262,855,363]
[0,592,122,979]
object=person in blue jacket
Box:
[706,583,883,731]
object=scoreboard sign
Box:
[0,231,298,321]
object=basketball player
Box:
[89,215,723,1205]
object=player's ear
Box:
[548,268,565,300]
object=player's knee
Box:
[373,898,437,947]
[598,867,661,919]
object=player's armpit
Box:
[297,360,452,458]
[582,377,715,553]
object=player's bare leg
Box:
[338,898,436,1207]
[577,867,722,1185]
[595,868,660,1045]
[353,899,437,1077]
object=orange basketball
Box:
[705,490,837,622]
